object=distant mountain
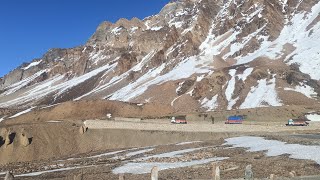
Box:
[0,0,319,112]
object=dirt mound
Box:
[2,100,174,125]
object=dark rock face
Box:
[2,69,23,88]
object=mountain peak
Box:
[0,0,319,111]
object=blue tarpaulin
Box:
[227,116,243,120]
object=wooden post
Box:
[289,171,296,178]
[119,173,125,180]
[244,164,253,180]
[151,166,158,180]
[269,174,275,180]
[212,162,220,180]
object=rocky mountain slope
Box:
[0,0,319,114]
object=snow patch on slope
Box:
[22,60,42,70]
[284,84,317,98]
[1,70,48,96]
[225,69,236,102]
[240,77,282,109]
[9,107,35,118]
[0,62,117,108]
[226,68,253,110]
[109,55,211,101]
[201,95,218,111]
[237,1,320,80]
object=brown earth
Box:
[1,101,320,179]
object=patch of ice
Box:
[125,148,154,157]
[176,141,203,145]
[225,136,320,164]
[142,146,211,160]
[16,165,95,177]
[112,157,227,174]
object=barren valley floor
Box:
[1,115,320,180]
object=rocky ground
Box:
[1,129,320,180]
[1,104,320,179]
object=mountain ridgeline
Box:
[0,0,319,112]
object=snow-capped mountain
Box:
[0,0,319,112]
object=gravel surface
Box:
[85,120,320,133]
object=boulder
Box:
[79,125,88,135]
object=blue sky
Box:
[0,0,169,77]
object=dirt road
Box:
[84,119,320,133]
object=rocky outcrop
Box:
[79,125,88,135]
[19,129,32,147]
[2,69,23,88]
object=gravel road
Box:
[84,120,320,133]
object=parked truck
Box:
[286,119,309,126]
[225,115,244,124]
[171,116,187,124]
